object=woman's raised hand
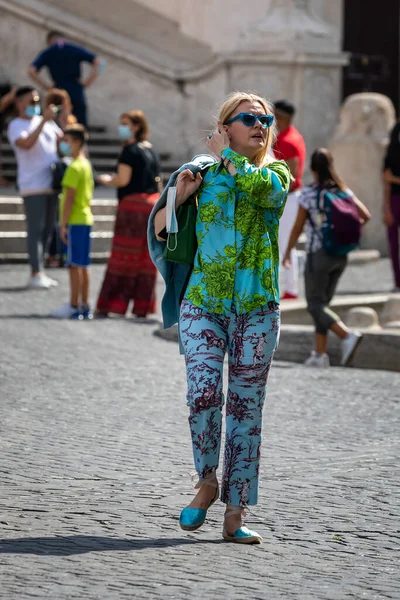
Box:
[206,123,230,158]
[176,169,203,206]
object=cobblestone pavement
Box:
[0,265,399,600]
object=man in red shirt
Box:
[274,100,306,300]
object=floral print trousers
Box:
[179,299,280,507]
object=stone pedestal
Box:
[329,93,396,257]
[231,0,347,169]
[346,307,380,330]
[381,294,400,326]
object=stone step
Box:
[0,214,115,232]
[0,134,174,182]
[0,251,110,264]
[1,134,171,156]
[0,168,175,185]
[0,198,117,215]
[0,231,112,255]
[0,146,173,161]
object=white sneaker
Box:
[51,303,75,319]
[28,273,51,289]
[43,274,59,287]
[304,351,330,368]
[341,331,363,366]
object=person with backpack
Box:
[282,148,371,368]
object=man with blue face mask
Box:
[7,86,62,288]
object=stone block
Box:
[345,307,380,329]
[329,93,396,257]
[153,323,400,372]
[384,321,400,329]
[275,325,400,371]
[381,295,400,324]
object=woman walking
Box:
[150,92,291,543]
[383,122,400,292]
[96,110,161,317]
[283,148,371,367]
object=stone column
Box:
[329,93,396,256]
[229,0,348,160]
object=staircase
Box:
[0,128,175,184]
[0,128,178,263]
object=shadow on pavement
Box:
[0,535,223,555]
[0,286,30,293]
[128,317,161,325]
[0,314,54,319]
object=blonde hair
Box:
[218,91,277,168]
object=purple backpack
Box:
[315,187,361,256]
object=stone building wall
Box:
[0,0,347,169]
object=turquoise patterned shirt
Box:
[184,148,291,315]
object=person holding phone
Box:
[7,86,62,288]
[151,92,290,544]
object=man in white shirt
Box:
[7,86,62,288]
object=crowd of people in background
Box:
[0,29,400,365]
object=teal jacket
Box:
[147,154,216,330]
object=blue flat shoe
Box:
[179,480,219,532]
[222,525,262,544]
[222,505,262,544]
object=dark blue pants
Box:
[71,98,88,127]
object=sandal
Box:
[179,474,219,531]
[222,505,262,544]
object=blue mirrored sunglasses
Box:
[225,112,274,129]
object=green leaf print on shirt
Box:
[222,244,236,261]
[186,284,205,306]
[235,292,267,314]
[237,236,271,274]
[235,170,274,200]
[261,268,273,292]
[235,198,266,238]
[198,201,221,230]
[201,256,235,301]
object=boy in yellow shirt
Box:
[52,124,94,319]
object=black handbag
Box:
[51,158,71,192]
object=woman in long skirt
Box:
[96,110,160,317]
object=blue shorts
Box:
[65,225,92,267]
